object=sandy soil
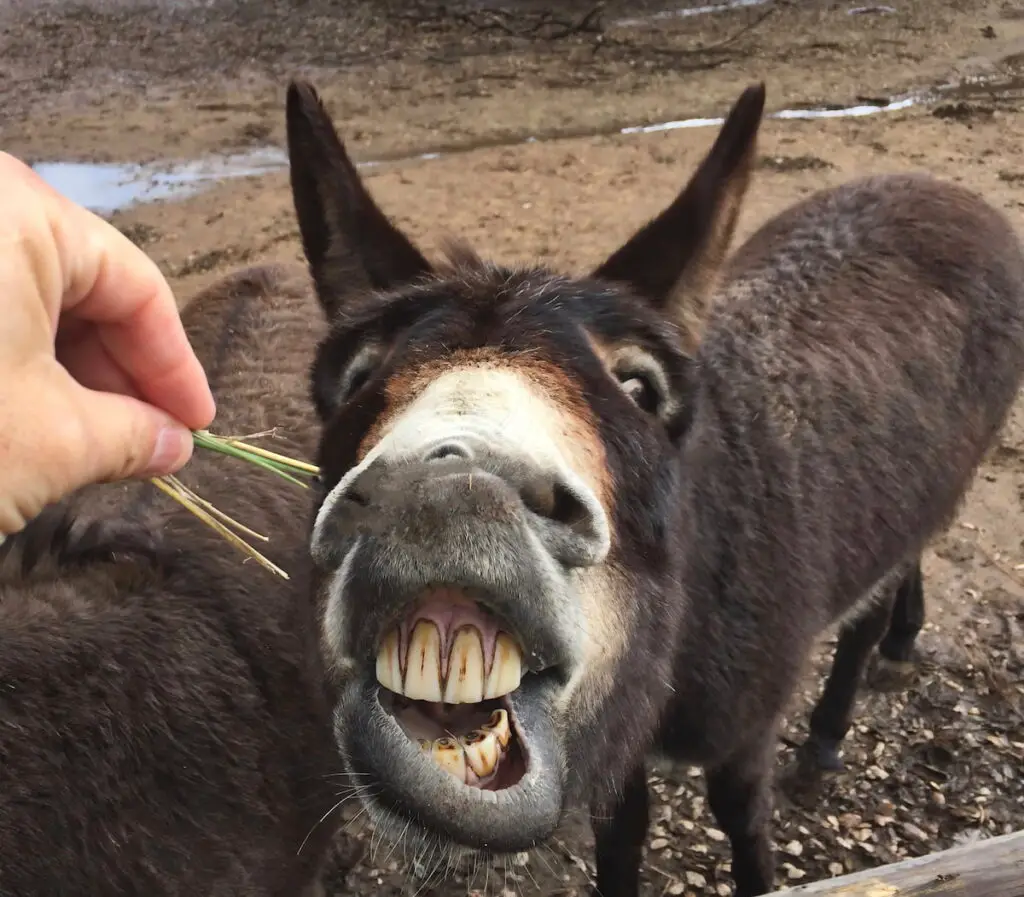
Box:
[5,1,1024,895]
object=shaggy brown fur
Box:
[284,78,1024,897]
[0,265,340,896]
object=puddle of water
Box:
[33,148,451,217]
[33,95,921,217]
[621,95,918,134]
[613,0,770,28]
[32,147,288,217]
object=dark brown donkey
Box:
[286,78,1024,897]
[0,266,341,896]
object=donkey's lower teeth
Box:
[376,621,524,703]
[416,709,512,786]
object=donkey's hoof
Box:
[866,654,917,692]
[779,759,824,808]
[779,737,845,807]
[803,735,845,772]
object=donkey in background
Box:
[0,265,341,897]
[285,78,1024,897]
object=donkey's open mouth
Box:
[334,581,567,852]
[375,588,529,791]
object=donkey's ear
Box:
[592,83,766,350]
[285,80,433,320]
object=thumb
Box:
[0,367,196,537]
[68,384,196,485]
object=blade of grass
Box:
[163,474,270,544]
[221,440,320,476]
[191,431,312,488]
[150,476,289,580]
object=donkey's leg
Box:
[705,738,776,897]
[781,569,904,806]
[867,560,926,691]
[801,592,895,773]
[591,762,650,897]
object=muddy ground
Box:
[4,1,1024,895]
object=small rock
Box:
[901,822,929,841]
[782,863,806,880]
[667,883,685,896]
[706,828,726,842]
[828,862,845,876]
[783,840,803,857]
[650,838,670,851]
[935,538,976,562]
[685,871,707,888]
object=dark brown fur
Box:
[0,265,341,896]
[285,79,1024,897]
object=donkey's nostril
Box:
[550,482,592,528]
[423,441,472,463]
[518,473,608,567]
[520,478,590,528]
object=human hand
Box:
[0,151,216,537]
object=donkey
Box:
[285,78,1024,897]
[0,265,342,896]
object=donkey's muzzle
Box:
[322,441,609,570]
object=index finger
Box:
[5,154,217,430]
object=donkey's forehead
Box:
[332,265,685,350]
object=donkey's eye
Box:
[346,367,372,397]
[339,348,384,402]
[616,370,662,415]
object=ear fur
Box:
[285,80,433,321]
[592,83,767,350]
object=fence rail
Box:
[771,828,1024,896]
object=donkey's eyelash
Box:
[337,345,386,402]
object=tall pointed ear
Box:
[592,83,766,351]
[285,80,433,321]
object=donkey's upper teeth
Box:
[484,633,523,699]
[402,620,445,702]
[444,627,486,704]
[375,622,523,702]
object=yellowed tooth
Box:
[443,627,486,704]
[430,736,467,783]
[375,628,404,694]
[403,621,444,702]
[483,708,512,750]
[461,729,501,780]
[483,633,523,699]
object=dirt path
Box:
[4,2,1024,896]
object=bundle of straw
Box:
[151,430,321,580]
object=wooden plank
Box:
[771,829,1024,897]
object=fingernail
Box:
[145,426,192,475]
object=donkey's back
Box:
[703,172,1024,621]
